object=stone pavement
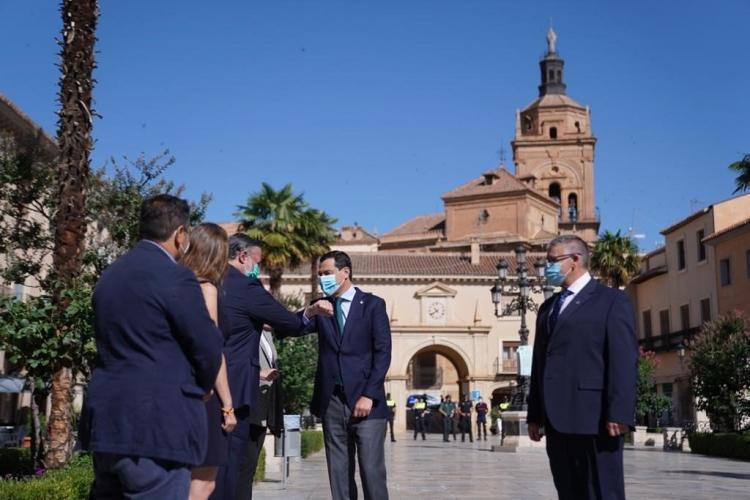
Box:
[254,433,750,500]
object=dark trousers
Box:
[212,407,251,500]
[90,452,190,499]
[385,416,395,441]
[413,416,426,440]
[545,421,626,500]
[234,424,267,500]
[476,419,487,440]
[442,415,455,441]
[322,391,389,500]
[460,417,473,442]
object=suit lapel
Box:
[553,279,598,333]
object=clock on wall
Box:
[428,301,446,320]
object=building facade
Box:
[627,193,750,426]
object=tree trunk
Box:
[27,378,44,470]
[46,0,98,469]
[309,255,320,302]
[268,264,284,298]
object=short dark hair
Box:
[320,250,353,280]
[548,234,590,267]
[228,233,262,260]
[138,194,190,241]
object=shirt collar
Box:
[143,240,177,263]
[564,272,591,296]
[338,285,357,302]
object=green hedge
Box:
[0,453,93,500]
[253,447,265,483]
[688,432,750,461]
[301,430,324,458]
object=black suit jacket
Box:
[298,288,392,419]
[527,278,638,435]
[79,241,223,465]
[218,266,304,411]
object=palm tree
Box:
[591,230,640,288]
[236,183,336,296]
[46,0,98,469]
[729,154,750,194]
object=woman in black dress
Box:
[182,223,237,499]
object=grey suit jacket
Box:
[250,330,278,426]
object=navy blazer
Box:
[218,266,304,410]
[79,241,223,465]
[298,288,392,420]
[527,278,638,435]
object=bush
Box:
[253,447,265,483]
[688,432,750,461]
[301,430,324,458]
[0,453,93,499]
[0,448,33,477]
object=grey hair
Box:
[228,233,262,260]
[548,234,589,267]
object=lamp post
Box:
[490,245,554,411]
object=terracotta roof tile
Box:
[288,252,546,277]
[383,213,445,237]
[441,167,529,200]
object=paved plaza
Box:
[255,433,750,500]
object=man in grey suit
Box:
[235,328,280,500]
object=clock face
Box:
[428,301,446,320]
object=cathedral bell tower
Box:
[512,28,600,244]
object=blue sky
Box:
[1,1,748,250]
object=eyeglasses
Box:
[546,253,579,263]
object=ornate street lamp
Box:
[490,245,554,411]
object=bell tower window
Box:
[550,127,557,139]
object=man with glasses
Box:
[527,235,637,500]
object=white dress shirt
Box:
[335,285,357,327]
[559,272,592,313]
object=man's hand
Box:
[528,422,543,442]
[353,396,373,418]
[260,368,280,381]
[605,421,629,437]
[305,300,333,319]
[222,410,237,433]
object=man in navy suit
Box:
[211,234,305,500]
[527,235,638,500]
[303,250,392,500]
[80,195,224,499]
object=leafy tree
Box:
[591,230,640,288]
[729,153,750,194]
[689,312,750,432]
[0,284,95,469]
[274,293,318,415]
[635,349,671,425]
[236,183,336,296]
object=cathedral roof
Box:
[441,167,532,201]
[522,93,585,111]
[382,213,445,238]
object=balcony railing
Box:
[639,327,700,353]
[493,357,518,374]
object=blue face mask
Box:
[545,262,568,286]
[319,275,340,296]
[245,263,260,279]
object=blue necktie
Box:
[548,289,572,333]
[335,298,346,336]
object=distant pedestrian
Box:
[458,394,473,443]
[385,393,397,443]
[475,397,489,441]
[439,395,456,442]
[412,396,427,441]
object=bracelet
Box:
[221,407,234,415]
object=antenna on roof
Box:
[498,144,507,165]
